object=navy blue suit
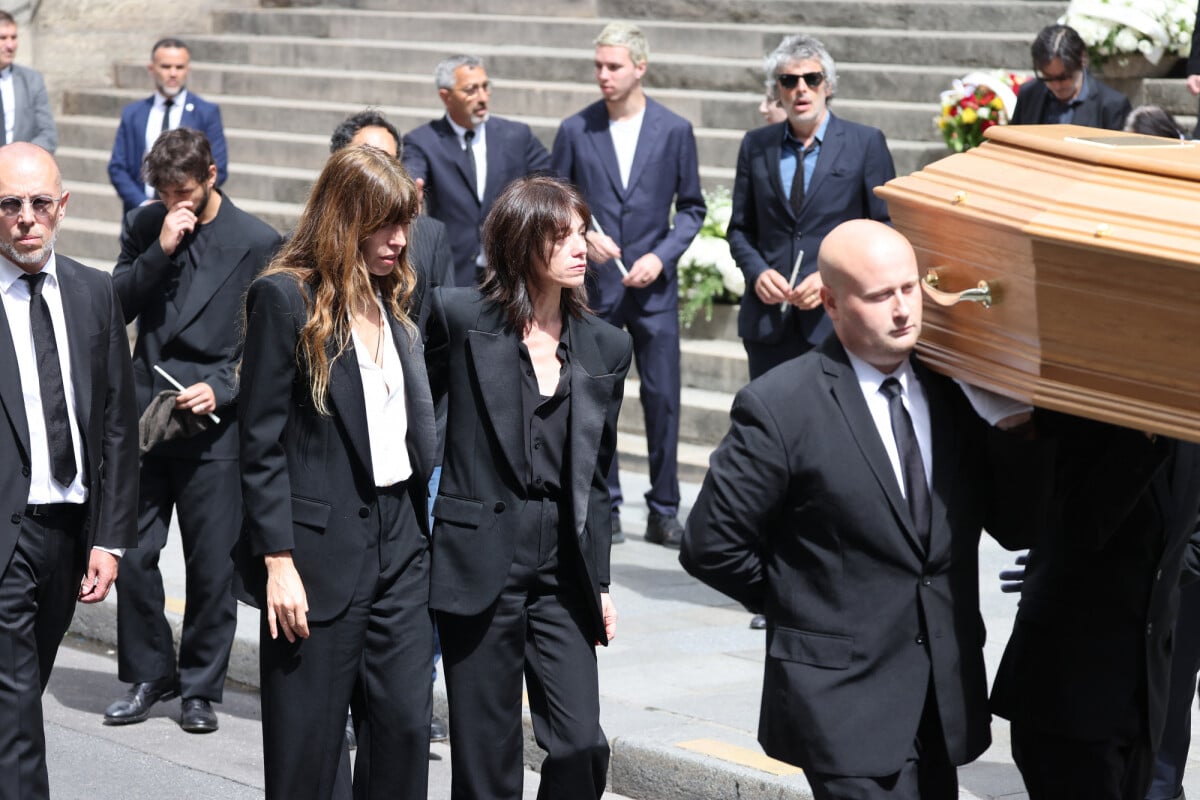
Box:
[108,91,228,212]
[402,115,550,287]
[551,97,705,517]
[727,114,894,378]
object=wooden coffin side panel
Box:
[877,132,1200,442]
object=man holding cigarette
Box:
[551,22,705,548]
[728,34,894,380]
[107,128,280,733]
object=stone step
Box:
[56,217,122,266]
[619,380,735,446]
[617,429,713,484]
[627,336,748,395]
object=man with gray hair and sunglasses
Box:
[728,35,894,383]
[402,54,551,287]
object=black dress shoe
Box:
[103,676,180,725]
[750,614,767,630]
[644,511,683,548]
[180,697,219,733]
[610,515,625,545]
[430,716,449,743]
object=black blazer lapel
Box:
[172,241,250,334]
[802,115,844,214]
[466,311,526,485]
[821,341,926,558]
[58,259,94,444]
[327,339,375,480]
[622,101,662,197]
[388,314,436,481]
[583,105,625,201]
[0,297,30,462]
[565,319,619,538]
[761,124,788,214]
[435,117,479,206]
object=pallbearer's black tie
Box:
[881,377,930,552]
[21,272,76,486]
[161,97,174,138]
[463,129,479,200]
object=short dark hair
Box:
[479,175,590,331]
[0,11,16,27]
[1031,24,1087,72]
[151,37,189,59]
[1125,105,1185,139]
[142,127,214,190]
[329,109,402,155]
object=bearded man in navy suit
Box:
[551,22,705,547]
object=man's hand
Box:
[622,252,663,288]
[414,177,425,212]
[174,382,216,417]
[599,592,618,643]
[1188,74,1200,96]
[79,549,119,603]
[786,271,823,310]
[754,269,793,305]
[265,552,309,642]
[1000,552,1028,594]
[585,230,622,264]
[159,200,197,256]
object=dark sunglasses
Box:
[777,72,824,90]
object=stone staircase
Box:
[64,0,1200,482]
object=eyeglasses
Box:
[456,81,490,98]
[1034,67,1078,84]
[777,72,824,90]
[0,195,61,219]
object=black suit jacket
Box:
[0,255,138,565]
[114,194,282,460]
[402,116,551,287]
[991,413,1200,749]
[424,288,632,644]
[680,337,1050,776]
[236,273,437,621]
[1011,71,1132,130]
[727,115,894,346]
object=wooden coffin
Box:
[875,124,1200,443]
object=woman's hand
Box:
[600,592,618,643]
[265,551,310,642]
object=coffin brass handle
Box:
[922,270,993,309]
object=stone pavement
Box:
[68,469,1200,800]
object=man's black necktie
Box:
[881,377,930,552]
[463,129,479,200]
[788,140,814,217]
[161,97,174,139]
[21,272,77,486]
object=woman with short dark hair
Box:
[426,174,632,800]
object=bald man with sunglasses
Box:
[727,34,895,381]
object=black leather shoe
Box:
[644,512,683,548]
[430,716,449,743]
[750,614,767,630]
[180,697,219,733]
[610,515,625,545]
[103,676,180,725]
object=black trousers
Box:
[438,498,609,800]
[0,505,86,800]
[1147,579,1200,799]
[1010,722,1153,800]
[259,486,433,800]
[806,678,957,800]
[117,454,240,700]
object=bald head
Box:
[818,219,922,373]
[0,143,67,272]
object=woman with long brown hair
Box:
[426,175,632,799]
[236,145,435,799]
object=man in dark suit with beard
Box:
[0,142,138,798]
[681,219,1049,799]
[104,128,280,734]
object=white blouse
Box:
[349,296,412,487]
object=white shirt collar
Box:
[155,89,188,109]
[445,115,485,146]
[0,250,58,294]
[844,348,915,396]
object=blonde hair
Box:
[594,22,648,65]
[261,146,419,414]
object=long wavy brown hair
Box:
[261,145,420,415]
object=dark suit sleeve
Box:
[862,128,895,222]
[726,132,772,284]
[424,288,450,408]
[549,123,575,182]
[594,333,633,589]
[1010,81,1039,126]
[650,120,705,272]
[25,70,57,153]
[111,205,174,324]
[523,125,552,173]
[1099,89,1133,132]
[401,132,431,183]
[680,384,788,613]
[201,104,229,187]
[239,276,302,557]
[93,274,139,550]
[108,112,147,211]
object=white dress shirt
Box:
[446,115,487,203]
[608,107,645,190]
[845,351,933,496]
[0,252,88,504]
[350,296,412,487]
[144,89,188,199]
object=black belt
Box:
[24,503,85,520]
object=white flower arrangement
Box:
[1060,0,1195,68]
[677,187,744,327]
